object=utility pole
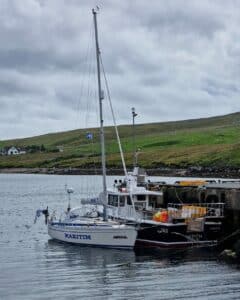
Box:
[132,107,138,167]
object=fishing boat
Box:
[105,169,225,248]
[135,202,224,248]
[106,167,164,222]
[36,9,137,249]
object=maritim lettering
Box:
[64,233,91,240]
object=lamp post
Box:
[132,107,138,167]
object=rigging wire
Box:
[84,21,100,197]
[73,20,99,198]
[75,22,93,130]
[100,55,128,177]
[85,27,95,129]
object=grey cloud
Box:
[201,78,240,97]
[139,71,172,87]
[0,47,92,73]
[0,0,239,139]
[0,77,38,96]
[143,6,223,39]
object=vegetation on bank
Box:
[1,112,240,169]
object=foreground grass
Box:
[1,112,240,169]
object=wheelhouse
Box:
[106,190,164,222]
[107,192,163,211]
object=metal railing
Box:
[167,203,224,218]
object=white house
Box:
[7,147,20,155]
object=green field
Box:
[1,112,240,169]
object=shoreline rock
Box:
[1,166,240,178]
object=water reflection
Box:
[1,174,240,300]
[46,239,137,268]
[39,240,139,299]
[135,246,218,263]
[46,238,218,270]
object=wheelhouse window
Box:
[113,195,118,206]
[127,196,132,205]
[108,194,114,206]
[137,195,146,201]
[108,194,118,207]
[119,196,125,207]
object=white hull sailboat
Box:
[48,218,137,249]
[37,9,137,249]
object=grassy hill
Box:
[1,112,240,169]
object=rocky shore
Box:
[1,166,240,178]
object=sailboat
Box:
[39,9,137,249]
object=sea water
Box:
[0,174,240,300]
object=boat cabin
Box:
[106,190,163,221]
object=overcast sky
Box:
[0,0,239,140]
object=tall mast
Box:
[92,8,107,220]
